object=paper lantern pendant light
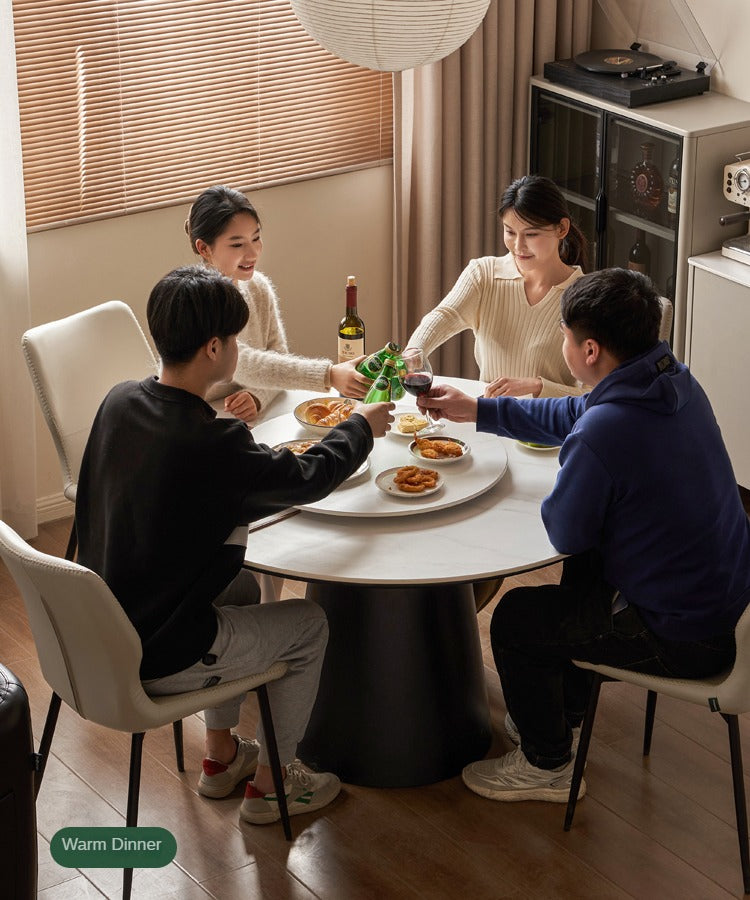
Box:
[289,0,493,72]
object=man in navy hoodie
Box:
[418,267,750,804]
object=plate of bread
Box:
[294,397,356,434]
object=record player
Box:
[544,0,716,108]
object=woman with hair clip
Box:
[407,175,589,399]
[186,185,372,423]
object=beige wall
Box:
[592,0,750,102]
[29,165,394,517]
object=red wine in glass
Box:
[399,348,443,434]
[402,372,433,397]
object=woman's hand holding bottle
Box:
[330,357,373,398]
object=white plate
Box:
[389,411,431,439]
[375,466,443,498]
[516,440,559,452]
[408,436,471,464]
[273,439,369,481]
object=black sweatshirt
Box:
[76,377,372,678]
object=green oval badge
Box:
[50,827,176,868]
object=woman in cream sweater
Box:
[407,175,588,399]
[187,185,372,422]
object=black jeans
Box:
[490,552,736,770]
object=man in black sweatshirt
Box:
[76,265,393,825]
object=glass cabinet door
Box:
[530,91,601,265]
[604,115,681,302]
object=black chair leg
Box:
[123,732,145,900]
[34,691,62,798]
[723,714,750,894]
[172,720,184,772]
[64,519,77,561]
[643,690,658,756]
[564,673,603,832]
[256,684,292,840]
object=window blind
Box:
[12,0,393,230]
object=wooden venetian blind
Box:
[12,0,393,230]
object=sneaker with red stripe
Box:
[239,762,341,824]
[198,735,260,798]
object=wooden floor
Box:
[3,515,750,899]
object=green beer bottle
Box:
[378,341,405,401]
[356,350,384,380]
[363,357,397,403]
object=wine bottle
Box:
[630,142,662,220]
[667,154,680,228]
[627,229,650,275]
[337,275,365,363]
[363,357,397,403]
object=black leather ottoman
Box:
[0,664,37,899]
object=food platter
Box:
[408,435,471,465]
[375,466,443,499]
[252,408,507,518]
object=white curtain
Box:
[0,0,37,538]
[393,0,592,377]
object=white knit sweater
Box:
[407,254,584,398]
[206,271,332,411]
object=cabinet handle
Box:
[595,190,607,234]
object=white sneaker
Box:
[240,761,341,824]
[198,735,260,798]
[504,712,581,753]
[462,747,585,803]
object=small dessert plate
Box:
[408,435,470,464]
[389,411,431,439]
[375,466,443,498]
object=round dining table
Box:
[243,377,563,787]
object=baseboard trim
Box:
[37,492,74,524]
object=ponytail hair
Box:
[499,175,589,272]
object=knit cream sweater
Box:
[407,254,584,398]
[206,271,332,411]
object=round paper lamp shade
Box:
[290,0,493,72]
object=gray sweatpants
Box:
[143,570,328,767]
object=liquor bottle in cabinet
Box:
[628,230,650,275]
[667,154,680,229]
[630,142,663,221]
[529,75,750,361]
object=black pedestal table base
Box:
[298,580,491,787]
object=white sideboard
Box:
[686,251,750,487]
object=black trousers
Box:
[490,552,736,769]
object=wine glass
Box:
[399,349,444,435]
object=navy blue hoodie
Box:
[476,341,750,641]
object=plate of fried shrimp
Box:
[408,435,471,464]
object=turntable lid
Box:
[595,0,716,72]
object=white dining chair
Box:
[564,603,750,895]
[22,300,158,559]
[658,295,674,344]
[0,519,292,900]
